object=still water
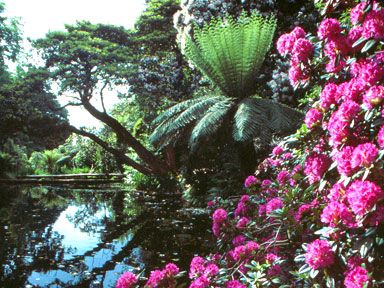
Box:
[0,185,212,287]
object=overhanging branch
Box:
[68,125,154,175]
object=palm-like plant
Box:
[150,12,303,151]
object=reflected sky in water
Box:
[52,205,106,260]
[0,186,211,287]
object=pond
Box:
[0,185,213,287]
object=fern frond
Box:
[233,98,269,142]
[184,11,277,98]
[150,96,225,145]
[189,98,235,150]
[252,98,303,134]
[152,97,206,126]
[233,97,303,143]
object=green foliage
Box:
[33,21,133,94]
[0,139,30,178]
[29,150,63,174]
[0,67,70,150]
[150,95,229,148]
[151,12,302,153]
[184,11,277,98]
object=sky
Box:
[3,0,146,128]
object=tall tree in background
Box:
[127,0,199,119]
[0,67,70,150]
[34,21,171,175]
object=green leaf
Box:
[352,36,366,48]
[361,39,376,53]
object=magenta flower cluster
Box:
[116,2,384,287]
[304,239,334,270]
[277,26,314,86]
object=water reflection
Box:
[0,185,212,287]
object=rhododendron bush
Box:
[117,1,384,287]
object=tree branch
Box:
[99,82,108,113]
[68,125,154,175]
[80,95,170,174]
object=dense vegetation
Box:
[3,0,384,287]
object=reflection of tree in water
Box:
[0,185,143,287]
[0,186,212,287]
[0,186,67,287]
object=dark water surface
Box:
[0,185,212,287]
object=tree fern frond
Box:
[184,11,277,98]
[233,97,303,143]
[252,98,303,134]
[152,97,207,126]
[233,98,269,142]
[150,96,225,145]
[189,98,235,151]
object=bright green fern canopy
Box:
[184,11,277,98]
[150,12,302,151]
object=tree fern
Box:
[189,98,235,150]
[233,97,303,142]
[184,12,277,98]
[233,98,268,142]
[150,96,225,146]
[150,12,303,154]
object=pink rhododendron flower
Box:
[294,203,312,221]
[351,143,378,168]
[328,183,347,202]
[165,263,179,275]
[304,152,331,184]
[244,175,258,188]
[291,27,306,39]
[189,275,210,288]
[347,180,383,217]
[266,253,278,263]
[276,33,296,56]
[339,78,366,103]
[288,65,307,86]
[236,217,250,228]
[305,239,334,270]
[266,198,283,214]
[232,235,246,246]
[261,179,272,189]
[344,266,370,288]
[363,85,384,109]
[189,256,205,279]
[292,38,313,62]
[362,9,384,40]
[277,170,290,185]
[276,27,306,56]
[318,18,342,40]
[320,82,339,109]
[204,264,219,277]
[321,201,356,228]
[116,271,138,288]
[377,126,384,148]
[212,208,227,224]
[272,145,284,156]
[334,146,354,176]
[225,280,246,288]
[145,263,179,288]
[350,2,368,24]
[351,58,384,85]
[305,108,322,129]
